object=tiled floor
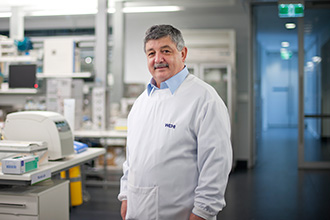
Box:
[70,128,330,220]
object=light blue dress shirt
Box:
[147,66,189,96]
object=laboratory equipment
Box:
[8,64,37,88]
[0,140,47,153]
[2,111,74,160]
[0,140,48,167]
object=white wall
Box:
[124,6,250,87]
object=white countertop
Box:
[0,148,105,184]
[74,130,127,139]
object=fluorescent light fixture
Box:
[0,12,11,18]
[0,5,182,17]
[123,6,182,13]
[285,23,296,29]
[281,41,290,47]
[27,9,97,16]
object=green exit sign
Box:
[278,4,304,18]
[281,49,293,60]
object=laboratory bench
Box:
[0,148,105,220]
[0,148,106,185]
[74,130,127,187]
[74,130,127,139]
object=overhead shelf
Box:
[0,56,38,62]
[0,88,38,94]
[37,72,92,79]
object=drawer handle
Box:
[0,203,26,208]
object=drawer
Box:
[0,195,38,215]
[0,213,38,220]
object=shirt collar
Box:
[147,66,189,96]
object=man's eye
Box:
[163,50,170,54]
[148,52,155,57]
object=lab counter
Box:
[74,130,127,139]
[0,148,105,185]
[74,130,127,187]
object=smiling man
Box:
[145,34,187,88]
[118,24,233,220]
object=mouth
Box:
[154,63,169,70]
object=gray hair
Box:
[144,24,185,53]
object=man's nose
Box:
[155,52,164,63]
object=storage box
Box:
[2,155,39,174]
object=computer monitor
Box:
[9,64,37,88]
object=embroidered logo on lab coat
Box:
[165,123,176,129]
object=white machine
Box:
[3,111,74,160]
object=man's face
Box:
[145,36,187,88]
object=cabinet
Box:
[183,29,237,166]
[188,64,234,121]
[183,29,236,121]
[0,179,69,220]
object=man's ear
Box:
[181,47,188,62]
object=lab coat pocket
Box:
[126,184,159,220]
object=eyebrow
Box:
[160,45,172,50]
[146,45,173,52]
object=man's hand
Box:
[189,213,206,220]
[121,200,127,220]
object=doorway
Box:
[253,2,330,169]
[299,5,330,168]
[253,4,299,167]
[264,51,298,128]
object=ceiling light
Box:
[26,9,97,16]
[285,23,296,29]
[306,61,314,68]
[0,5,182,17]
[122,6,182,13]
[281,41,290,47]
[312,56,322,63]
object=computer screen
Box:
[8,64,37,88]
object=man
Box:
[118,24,232,220]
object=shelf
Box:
[37,72,92,79]
[0,88,38,94]
[0,48,16,53]
[0,148,106,185]
[0,56,37,62]
[0,39,14,44]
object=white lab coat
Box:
[118,74,232,220]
